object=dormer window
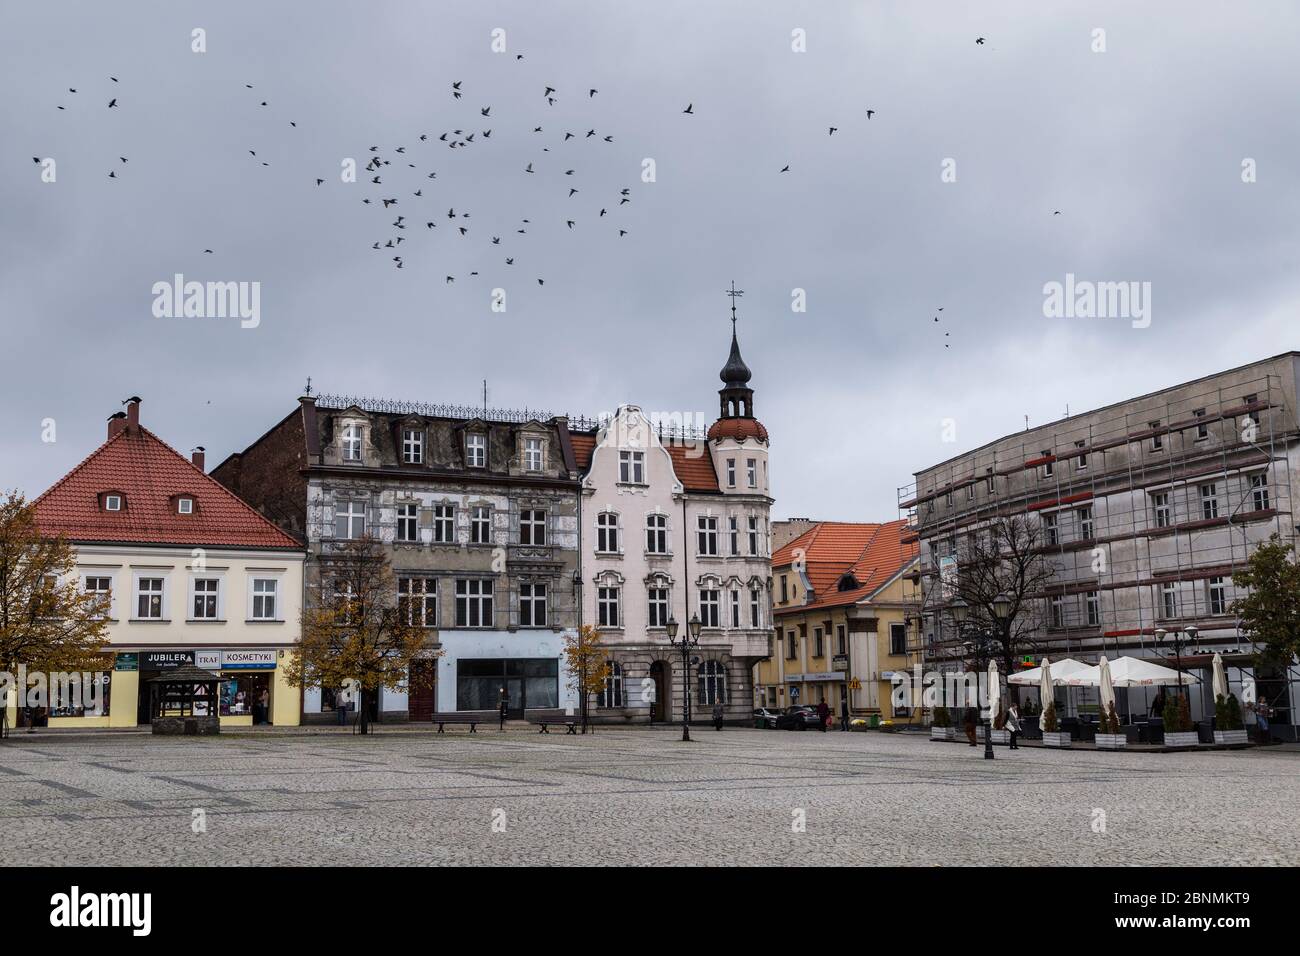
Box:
[177,497,194,515]
[466,433,487,468]
[103,494,123,512]
[402,428,424,465]
[342,423,363,462]
[524,437,543,472]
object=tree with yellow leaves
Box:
[0,492,109,736]
[562,624,611,734]
[285,535,435,735]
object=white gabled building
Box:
[571,320,773,724]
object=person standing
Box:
[498,687,509,732]
[712,700,724,731]
[1005,701,1022,750]
[839,695,850,732]
[336,688,348,726]
[1254,698,1273,744]
[963,707,978,746]
[816,698,830,732]
[258,688,271,725]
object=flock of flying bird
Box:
[34,34,1011,333]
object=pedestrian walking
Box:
[712,700,724,730]
[335,688,349,726]
[1253,698,1273,744]
[816,699,830,732]
[839,696,850,731]
[258,689,270,725]
[1005,701,1022,749]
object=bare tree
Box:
[949,515,1056,676]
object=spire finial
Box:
[304,376,313,396]
[726,280,744,333]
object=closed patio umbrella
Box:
[1039,658,1054,716]
[1212,652,1229,704]
[987,659,1000,722]
[1098,656,1117,724]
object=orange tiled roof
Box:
[32,427,303,550]
[706,418,768,442]
[773,519,917,614]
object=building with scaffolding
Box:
[898,352,1300,739]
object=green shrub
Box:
[1042,701,1058,733]
[1162,694,1181,732]
[1226,694,1243,731]
[1215,694,1229,729]
[933,706,952,728]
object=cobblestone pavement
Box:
[1,727,1297,866]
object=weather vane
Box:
[304,376,313,396]
[726,280,744,331]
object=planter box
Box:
[1164,731,1199,748]
[1041,731,1071,748]
[1095,733,1127,750]
[1214,730,1248,745]
[930,727,955,741]
[976,727,1010,743]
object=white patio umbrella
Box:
[1009,657,1091,685]
[1039,658,1054,717]
[1212,652,1229,704]
[1064,656,1200,687]
[987,659,1001,721]
[1098,656,1116,724]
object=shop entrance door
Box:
[409,661,437,722]
[503,678,525,719]
[649,661,668,722]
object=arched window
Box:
[596,512,619,553]
[698,660,727,706]
[598,661,624,707]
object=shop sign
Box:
[195,650,222,670]
[141,651,194,670]
[114,653,138,672]
[222,649,276,670]
[832,654,849,671]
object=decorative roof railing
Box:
[314,394,708,440]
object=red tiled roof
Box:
[706,418,768,442]
[32,427,303,550]
[666,444,719,493]
[773,519,917,614]
[570,432,720,492]
[570,433,597,471]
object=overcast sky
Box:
[3,1,1298,521]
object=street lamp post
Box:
[951,594,1012,761]
[1155,624,1198,706]
[666,613,702,742]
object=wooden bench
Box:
[430,712,494,733]
[530,714,583,735]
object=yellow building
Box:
[755,520,918,723]
[8,399,304,730]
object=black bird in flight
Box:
[865,109,875,119]
[481,106,491,116]
[316,178,324,185]
[603,136,613,142]
[566,220,574,229]
[108,170,116,178]
[204,249,213,254]
[525,163,534,173]
[780,165,789,173]
[426,222,435,229]
[506,258,514,265]
[544,86,556,97]
[619,230,627,236]
[589,89,597,97]
[446,276,454,284]
[452,81,462,99]
[108,98,117,108]
[975,37,986,45]
[683,103,694,114]
[829,127,837,135]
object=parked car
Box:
[752,707,780,729]
[775,705,821,731]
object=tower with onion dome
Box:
[708,284,770,500]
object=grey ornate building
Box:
[212,397,584,721]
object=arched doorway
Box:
[648,660,669,723]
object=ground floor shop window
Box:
[49,672,111,717]
[220,672,272,722]
[456,658,558,712]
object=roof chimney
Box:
[124,396,142,433]
[107,411,127,439]
[191,446,206,471]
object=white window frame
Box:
[524,437,543,472]
[1208,577,1227,615]
[1161,582,1178,620]
[697,516,719,557]
[470,505,491,545]
[455,579,493,628]
[134,573,167,620]
[342,423,363,462]
[519,582,547,627]
[728,516,739,556]
[1043,512,1058,546]
[335,500,366,539]
[1252,474,1270,511]
[82,573,114,619]
[750,587,762,628]
[746,458,757,488]
[618,450,645,484]
[249,575,282,622]
[396,503,419,543]
[189,575,223,621]
[597,512,620,553]
[730,588,741,629]
[177,497,194,515]
[726,458,736,487]
[1200,483,1219,520]
[1085,591,1100,627]
[402,429,424,465]
[598,586,621,628]
[104,494,123,512]
[466,433,487,468]
[699,588,720,628]
[520,509,547,546]
[398,576,438,628]
[645,513,667,554]
[432,503,454,544]
[647,587,669,628]
[1152,492,1171,529]
[1078,506,1093,541]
